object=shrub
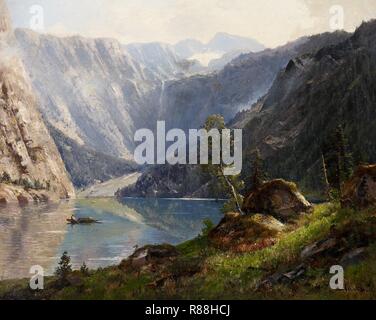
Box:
[0,171,11,184]
[33,179,44,190]
[201,219,215,237]
[80,262,90,276]
[19,178,33,190]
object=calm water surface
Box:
[0,198,223,280]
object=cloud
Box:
[6,0,376,48]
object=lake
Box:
[0,198,224,280]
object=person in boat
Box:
[68,215,79,224]
[67,215,99,224]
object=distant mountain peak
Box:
[174,32,265,67]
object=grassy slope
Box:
[1,203,376,300]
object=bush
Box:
[80,262,90,276]
[19,178,34,190]
[33,179,45,190]
[0,172,11,184]
[201,219,215,237]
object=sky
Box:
[6,0,376,48]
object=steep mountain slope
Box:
[158,31,350,132]
[0,1,74,203]
[235,20,376,191]
[14,26,349,194]
[15,29,162,158]
[120,31,351,198]
[49,126,137,189]
[9,31,261,159]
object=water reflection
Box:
[0,198,223,280]
[0,201,73,280]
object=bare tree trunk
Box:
[220,164,245,215]
[321,153,331,200]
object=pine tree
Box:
[251,148,265,190]
[322,125,354,198]
[335,125,353,186]
[55,251,72,284]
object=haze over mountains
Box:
[10,16,376,196]
[14,31,267,158]
[12,28,268,188]
[174,32,265,67]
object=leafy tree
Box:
[55,251,72,284]
[201,115,245,214]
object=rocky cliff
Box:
[15,29,349,160]
[15,29,162,159]
[0,0,74,204]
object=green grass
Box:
[1,202,376,300]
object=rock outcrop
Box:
[341,165,376,209]
[0,0,74,204]
[209,212,285,252]
[242,180,312,219]
[119,244,180,272]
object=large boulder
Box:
[242,179,312,219]
[119,244,180,272]
[209,212,285,252]
[341,165,376,209]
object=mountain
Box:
[174,33,265,68]
[15,29,163,159]
[14,26,349,195]
[0,1,74,203]
[119,31,351,198]
[233,20,376,192]
[158,31,350,132]
[124,42,203,79]
[49,126,138,189]
[207,32,265,53]
[14,30,205,161]
[12,30,267,162]
[174,39,205,59]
